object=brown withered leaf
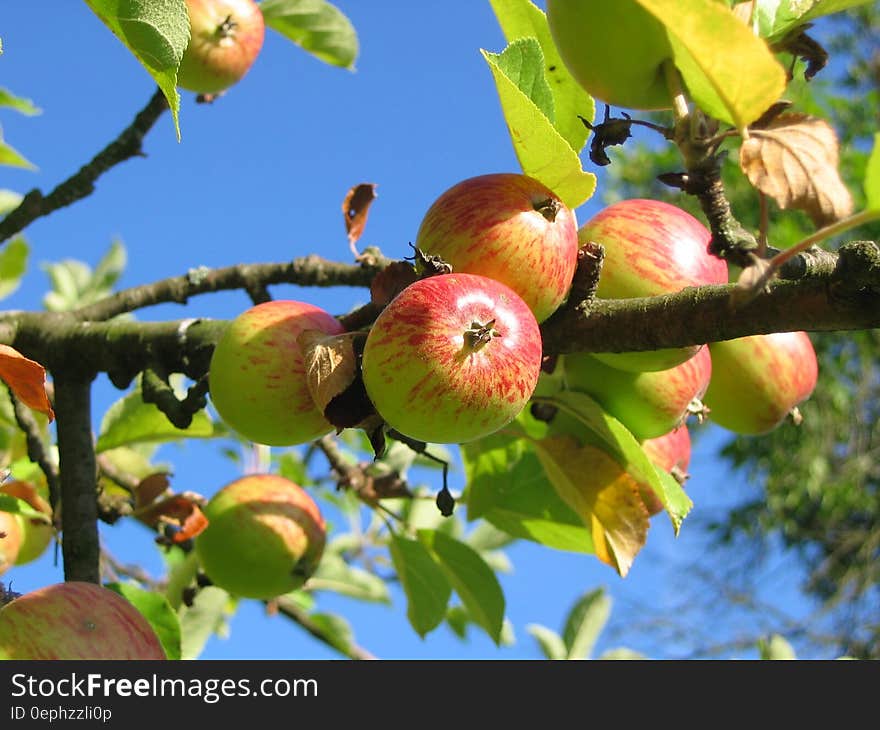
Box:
[342,183,378,258]
[740,112,854,227]
[369,260,418,308]
[134,492,208,543]
[0,344,54,422]
[534,436,649,577]
[133,473,171,511]
[298,329,361,415]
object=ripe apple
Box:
[177,0,265,94]
[0,480,53,565]
[703,331,819,435]
[641,425,691,515]
[563,345,711,440]
[0,512,22,576]
[195,474,326,599]
[208,300,344,446]
[0,581,167,659]
[546,0,674,110]
[361,273,543,444]
[414,173,579,323]
[579,198,728,372]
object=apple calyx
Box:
[463,319,500,353]
[217,14,237,38]
[533,197,561,222]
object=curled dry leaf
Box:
[134,492,208,544]
[0,344,54,422]
[133,473,172,511]
[342,182,378,258]
[740,112,854,227]
[369,260,418,308]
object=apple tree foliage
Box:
[0,0,879,660]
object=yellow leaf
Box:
[534,435,649,576]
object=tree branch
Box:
[8,387,61,517]
[272,594,376,660]
[0,88,169,245]
[73,251,390,322]
[53,370,100,584]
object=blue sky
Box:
[0,1,827,660]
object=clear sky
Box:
[0,1,826,660]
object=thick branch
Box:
[0,88,168,245]
[74,252,390,322]
[54,370,100,584]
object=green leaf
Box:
[487,0,595,151]
[106,582,182,661]
[759,634,798,660]
[598,647,649,660]
[527,623,567,660]
[461,416,596,554]
[307,612,355,655]
[562,587,611,660]
[91,239,128,292]
[96,376,215,453]
[750,0,875,41]
[0,237,28,301]
[389,533,451,638]
[178,586,233,660]
[83,0,187,139]
[164,548,200,610]
[636,0,787,130]
[0,136,36,170]
[307,552,391,604]
[418,529,506,645]
[482,45,596,209]
[0,87,41,116]
[865,132,880,211]
[545,391,690,533]
[0,190,22,216]
[40,240,128,311]
[260,0,359,69]
[0,494,50,524]
[491,38,555,122]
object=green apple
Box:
[208,299,344,446]
[195,474,326,600]
[0,582,166,659]
[178,0,265,94]
[0,512,22,576]
[563,345,711,440]
[703,331,819,435]
[546,0,674,110]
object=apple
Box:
[703,331,819,435]
[546,0,674,111]
[195,474,326,599]
[0,512,22,576]
[0,581,166,659]
[563,344,711,440]
[361,273,543,444]
[414,173,579,323]
[641,425,691,515]
[177,0,265,94]
[0,480,53,565]
[208,299,344,446]
[579,198,728,372]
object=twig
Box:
[273,594,376,660]
[7,387,61,516]
[0,88,169,245]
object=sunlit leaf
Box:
[307,551,391,604]
[83,0,187,139]
[0,136,36,170]
[0,190,23,216]
[740,112,854,226]
[634,0,786,130]
[759,633,798,659]
[106,582,182,661]
[178,585,233,660]
[0,237,28,301]
[261,0,359,69]
[0,88,41,116]
[389,533,451,638]
[562,587,611,659]
[748,0,875,41]
[865,133,880,212]
[527,623,567,659]
[0,345,53,422]
[487,0,595,151]
[482,43,596,209]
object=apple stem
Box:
[463,319,500,352]
[533,198,561,222]
[218,14,238,38]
